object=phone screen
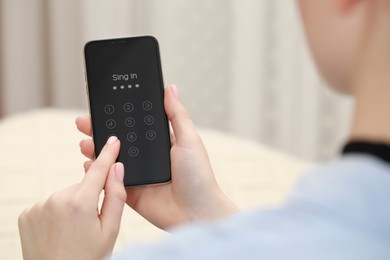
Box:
[84,36,171,187]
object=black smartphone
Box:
[84,36,171,187]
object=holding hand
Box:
[76,85,238,230]
[18,136,126,260]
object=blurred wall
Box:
[0,0,353,161]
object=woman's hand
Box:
[76,85,238,230]
[18,136,126,260]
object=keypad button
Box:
[128,147,139,157]
[127,132,137,142]
[104,105,115,115]
[106,119,116,129]
[144,115,155,126]
[146,130,157,141]
[142,101,153,111]
[123,103,134,113]
[125,117,136,128]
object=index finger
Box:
[81,136,121,197]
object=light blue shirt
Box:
[115,155,390,259]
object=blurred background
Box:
[0,0,353,161]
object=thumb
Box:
[100,163,127,239]
[164,85,200,145]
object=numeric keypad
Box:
[103,101,157,158]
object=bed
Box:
[0,109,312,258]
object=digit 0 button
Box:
[106,119,116,129]
[128,147,139,157]
[123,103,134,113]
[142,101,153,111]
[104,105,115,114]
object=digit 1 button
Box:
[127,132,137,142]
[106,119,116,129]
[125,117,136,128]
[144,115,155,126]
[128,147,139,157]
[104,105,115,114]
[142,101,153,111]
[123,102,134,113]
[146,130,157,141]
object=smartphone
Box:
[84,36,171,187]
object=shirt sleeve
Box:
[114,155,390,260]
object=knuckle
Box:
[104,182,126,202]
[47,191,85,214]
[94,157,107,167]
[96,148,114,163]
[64,197,85,214]
[45,195,62,214]
[110,188,127,203]
[91,148,117,172]
[67,192,87,212]
[47,192,61,208]
[18,208,30,228]
[89,159,108,173]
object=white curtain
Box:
[0,0,353,161]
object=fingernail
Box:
[170,84,179,100]
[107,136,118,144]
[115,163,124,181]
